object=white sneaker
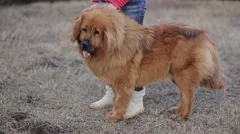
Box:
[124,88,145,119]
[90,85,114,109]
[90,86,145,119]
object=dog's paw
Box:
[170,114,188,121]
[104,113,122,123]
[168,106,181,114]
[106,112,113,116]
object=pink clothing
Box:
[92,0,129,9]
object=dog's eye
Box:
[94,31,100,35]
[82,28,87,32]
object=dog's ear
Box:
[70,16,83,43]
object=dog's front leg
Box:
[104,83,134,122]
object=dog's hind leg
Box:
[170,66,200,120]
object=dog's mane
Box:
[74,5,157,68]
[89,6,157,63]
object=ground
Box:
[0,0,240,134]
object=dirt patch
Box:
[24,56,61,72]
[10,112,29,121]
[1,111,65,134]
[12,120,63,134]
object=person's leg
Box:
[121,0,146,93]
[121,0,146,25]
[120,0,147,118]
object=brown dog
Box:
[71,5,225,122]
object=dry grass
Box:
[0,0,240,134]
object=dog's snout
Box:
[81,40,96,54]
[82,40,90,47]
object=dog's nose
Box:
[82,40,90,47]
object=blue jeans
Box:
[121,0,147,25]
[98,0,147,25]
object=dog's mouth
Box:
[82,50,91,58]
[82,48,97,59]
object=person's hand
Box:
[91,3,118,10]
[107,3,117,10]
[91,3,99,7]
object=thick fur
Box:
[71,5,225,122]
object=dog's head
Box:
[71,5,125,59]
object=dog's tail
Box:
[196,35,226,91]
[201,72,226,90]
